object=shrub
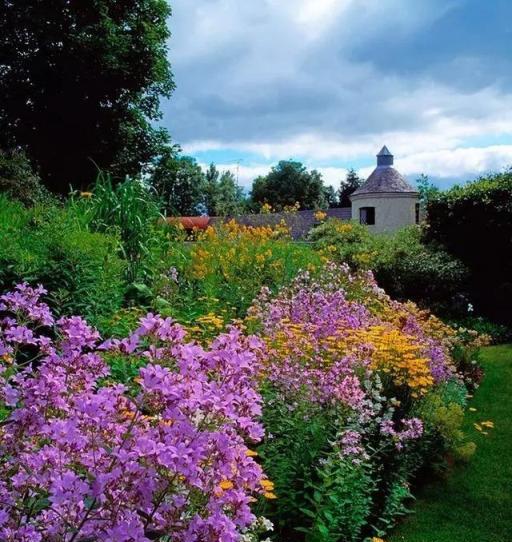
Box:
[310,220,468,315]
[0,195,125,326]
[374,227,468,315]
[426,172,512,325]
[309,219,375,269]
[250,263,479,541]
[0,284,269,541]
[0,149,52,205]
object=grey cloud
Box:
[163,0,512,151]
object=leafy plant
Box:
[69,173,165,283]
[426,172,512,325]
[0,194,125,326]
[310,220,468,316]
[301,457,375,542]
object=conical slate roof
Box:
[352,146,418,196]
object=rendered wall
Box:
[351,193,419,233]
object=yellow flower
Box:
[314,210,327,221]
[80,191,93,198]
[218,480,234,490]
[263,492,278,499]
[1,353,13,365]
[245,449,258,457]
[260,479,275,491]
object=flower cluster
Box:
[249,264,459,454]
[0,285,267,542]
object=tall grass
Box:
[69,173,165,283]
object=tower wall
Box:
[351,192,419,233]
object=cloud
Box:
[165,0,512,186]
[202,144,512,192]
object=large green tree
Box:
[150,148,206,216]
[250,160,326,211]
[0,0,174,193]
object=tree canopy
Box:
[250,160,326,211]
[338,168,362,207]
[150,149,206,216]
[0,0,174,193]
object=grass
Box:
[391,344,512,542]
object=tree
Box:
[323,185,338,208]
[150,149,206,216]
[338,168,362,207]
[204,163,220,215]
[0,0,174,193]
[215,171,246,216]
[201,164,246,216]
[416,174,440,208]
[250,160,326,211]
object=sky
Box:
[162,0,512,191]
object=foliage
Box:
[150,148,207,216]
[339,168,363,207]
[323,185,339,208]
[0,284,270,541]
[374,227,468,316]
[69,173,165,284]
[0,0,174,192]
[309,220,374,268]
[156,220,323,323]
[425,172,512,325]
[251,160,327,211]
[301,457,375,542]
[448,316,512,344]
[202,163,246,216]
[249,263,480,541]
[415,174,440,210]
[310,220,468,315]
[0,195,125,326]
[0,149,52,205]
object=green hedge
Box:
[425,172,512,325]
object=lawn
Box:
[391,344,512,542]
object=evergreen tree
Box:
[338,168,362,207]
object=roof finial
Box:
[377,145,393,166]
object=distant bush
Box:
[426,172,512,325]
[448,316,512,345]
[309,219,375,268]
[0,195,125,326]
[375,227,468,316]
[310,220,468,315]
[0,149,52,205]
